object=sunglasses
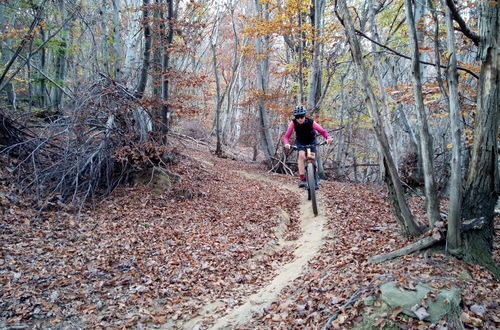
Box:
[294,114,305,119]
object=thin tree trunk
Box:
[221,4,243,145]
[368,0,397,165]
[135,0,152,98]
[0,3,16,109]
[404,0,441,227]
[160,0,175,143]
[306,0,324,114]
[255,0,275,162]
[443,0,463,255]
[210,12,224,156]
[297,0,305,103]
[100,0,110,75]
[112,0,121,80]
[51,0,68,109]
[39,25,47,108]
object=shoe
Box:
[298,179,306,188]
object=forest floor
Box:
[1,138,499,329]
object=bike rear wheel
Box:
[307,162,318,216]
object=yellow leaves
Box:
[432,112,448,119]
[0,27,31,40]
[458,61,480,74]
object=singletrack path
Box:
[183,170,328,329]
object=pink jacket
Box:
[283,120,330,145]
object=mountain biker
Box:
[284,105,333,188]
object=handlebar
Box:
[291,141,327,150]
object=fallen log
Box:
[369,217,487,263]
[368,233,443,263]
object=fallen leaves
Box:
[1,145,499,329]
[460,311,484,327]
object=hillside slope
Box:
[1,140,498,329]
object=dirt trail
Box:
[183,170,329,329]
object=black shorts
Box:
[296,140,317,153]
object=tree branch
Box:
[446,0,480,46]
[355,29,479,79]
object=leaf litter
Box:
[1,142,499,329]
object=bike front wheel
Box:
[307,162,318,216]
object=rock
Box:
[470,304,487,316]
[380,281,461,323]
[410,304,430,320]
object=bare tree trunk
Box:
[112,0,122,80]
[39,24,48,108]
[135,0,152,98]
[100,0,110,75]
[368,0,397,165]
[51,0,68,109]
[0,3,16,109]
[404,0,441,227]
[297,0,305,104]
[210,12,224,156]
[306,0,325,113]
[337,0,421,236]
[255,0,275,162]
[152,0,162,102]
[221,3,244,146]
[443,0,463,256]
[212,42,222,155]
[160,0,175,143]
[462,0,499,276]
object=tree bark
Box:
[462,0,499,276]
[368,0,397,165]
[160,0,175,143]
[100,0,110,75]
[0,4,16,109]
[255,0,275,162]
[210,11,225,156]
[297,0,305,104]
[368,234,443,263]
[135,0,152,98]
[443,0,463,256]
[306,0,325,114]
[112,0,122,80]
[404,0,441,227]
[51,0,68,109]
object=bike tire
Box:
[307,162,318,216]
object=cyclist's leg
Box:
[296,143,307,187]
[298,150,306,176]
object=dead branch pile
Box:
[0,75,165,210]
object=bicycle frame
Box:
[292,141,326,216]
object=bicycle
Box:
[293,141,326,216]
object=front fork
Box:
[305,148,319,189]
[305,158,320,189]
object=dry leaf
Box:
[391,306,404,320]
